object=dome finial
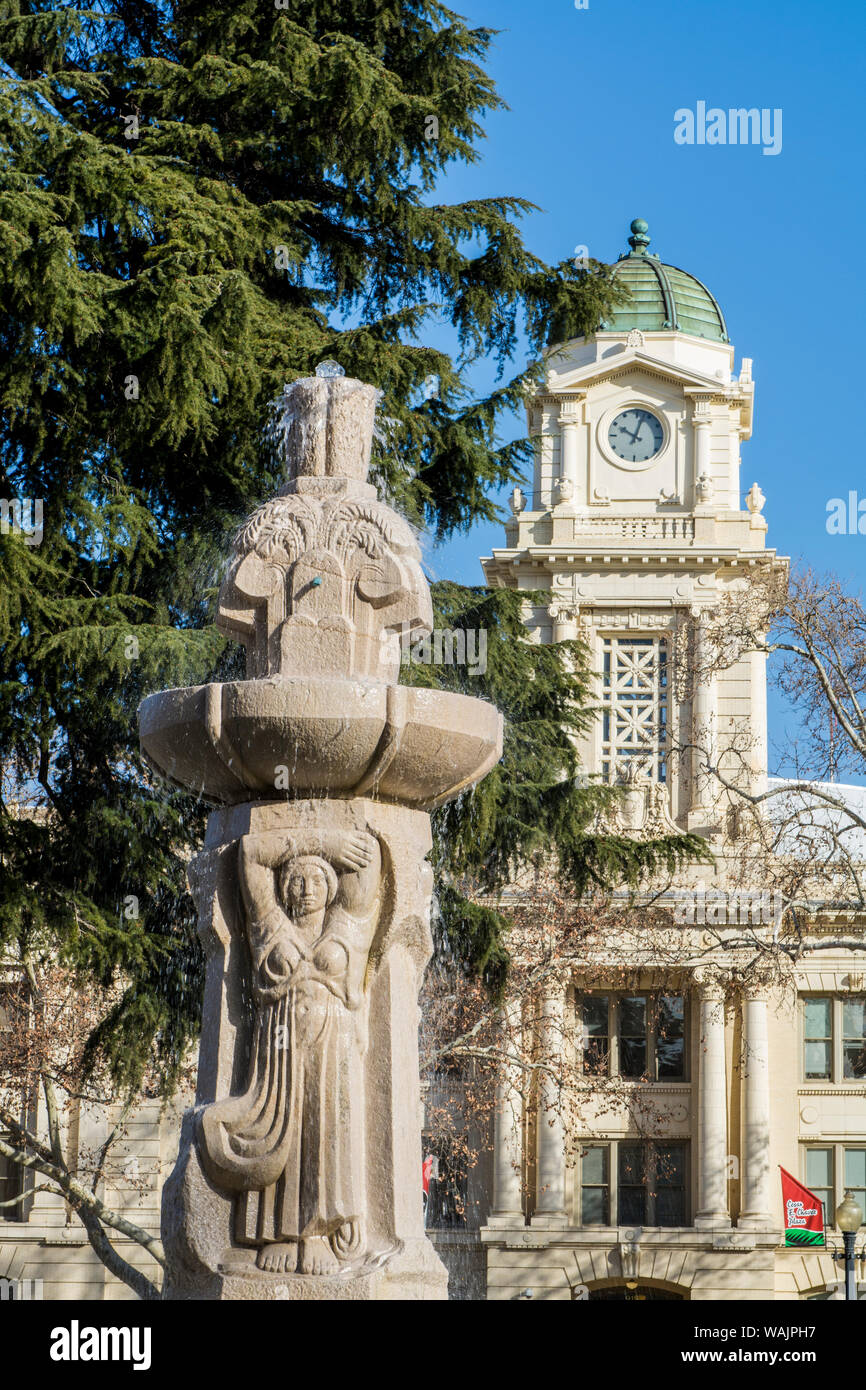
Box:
[628,217,650,254]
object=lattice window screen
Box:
[600,636,668,782]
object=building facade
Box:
[0,1086,182,1300]
[458,218,866,1301]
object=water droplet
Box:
[315,359,345,379]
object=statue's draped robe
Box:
[200,879,379,1250]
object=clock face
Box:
[608,408,664,463]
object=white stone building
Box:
[444,218,866,1301]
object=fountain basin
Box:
[139,677,503,809]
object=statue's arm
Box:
[239,834,285,923]
[334,833,382,913]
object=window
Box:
[580,1144,609,1225]
[844,1149,866,1224]
[802,996,866,1083]
[803,1146,866,1228]
[579,1141,688,1227]
[579,992,686,1081]
[600,636,668,783]
[843,1000,866,1079]
[619,996,647,1078]
[805,1148,833,1224]
[582,996,609,1077]
[0,1152,24,1224]
[804,998,832,1080]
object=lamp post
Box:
[834,1192,864,1301]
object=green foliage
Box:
[406,584,709,994]
[0,0,635,1092]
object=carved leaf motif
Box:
[327,501,417,564]
[234,499,318,566]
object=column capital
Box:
[740,970,776,1002]
[556,395,585,422]
[689,603,714,625]
[547,602,578,623]
[692,965,730,1000]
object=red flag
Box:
[422,1153,434,1196]
[780,1167,825,1247]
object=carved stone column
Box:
[532,980,567,1227]
[738,981,774,1229]
[489,996,525,1225]
[692,403,711,499]
[693,967,730,1229]
[687,607,717,831]
[548,603,578,645]
[749,635,768,797]
[557,399,582,511]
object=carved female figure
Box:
[200,826,382,1275]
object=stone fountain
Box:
[139,369,502,1299]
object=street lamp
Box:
[834,1192,864,1301]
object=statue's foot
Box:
[256,1242,297,1273]
[299,1236,338,1276]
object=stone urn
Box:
[140,370,502,1299]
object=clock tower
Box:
[482,218,783,833]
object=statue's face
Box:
[286,865,329,915]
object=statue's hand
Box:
[330,830,376,874]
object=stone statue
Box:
[141,368,503,1299]
[200,826,382,1276]
[695,472,714,505]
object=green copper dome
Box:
[600,219,728,342]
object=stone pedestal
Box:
[163,798,448,1300]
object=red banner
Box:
[780,1167,825,1247]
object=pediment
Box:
[543,347,729,396]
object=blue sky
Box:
[424,0,866,777]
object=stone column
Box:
[687,607,717,830]
[532,980,567,1227]
[738,982,774,1229]
[749,637,768,797]
[693,967,730,1229]
[557,400,581,510]
[728,422,743,511]
[489,996,524,1225]
[548,603,578,645]
[693,403,711,498]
